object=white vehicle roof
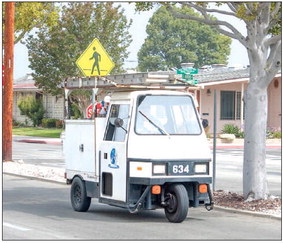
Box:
[110,90,192,101]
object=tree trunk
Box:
[243,75,269,200]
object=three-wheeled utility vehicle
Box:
[63,73,213,223]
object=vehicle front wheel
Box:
[71,177,91,212]
[164,184,189,223]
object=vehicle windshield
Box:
[135,95,201,135]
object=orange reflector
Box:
[137,166,142,171]
[199,184,207,194]
[151,185,161,195]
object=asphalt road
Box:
[215,148,281,196]
[3,174,281,240]
[12,139,281,196]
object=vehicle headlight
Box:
[194,163,208,174]
[153,164,166,175]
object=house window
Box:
[220,91,242,120]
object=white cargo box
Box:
[64,119,106,181]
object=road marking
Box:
[3,222,31,231]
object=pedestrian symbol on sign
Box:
[90,47,101,75]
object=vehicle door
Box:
[99,101,130,202]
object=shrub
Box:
[267,127,282,138]
[18,96,45,127]
[42,118,57,128]
[55,120,64,129]
[42,118,64,128]
[222,124,243,138]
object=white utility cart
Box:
[63,72,214,223]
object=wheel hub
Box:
[165,193,177,213]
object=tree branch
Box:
[264,34,281,47]
[15,30,28,44]
[183,2,237,17]
[226,3,236,13]
[271,2,281,19]
[167,4,248,47]
[258,2,271,30]
[266,41,281,84]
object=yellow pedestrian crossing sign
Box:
[76,38,115,76]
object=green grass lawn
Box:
[12,127,63,138]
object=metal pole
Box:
[213,89,217,191]
[3,2,15,161]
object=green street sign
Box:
[176,68,198,84]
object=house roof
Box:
[195,68,250,83]
[14,73,38,91]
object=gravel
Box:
[214,190,281,216]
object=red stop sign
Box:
[86,104,93,118]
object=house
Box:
[194,66,281,133]
[13,69,281,134]
[13,73,64,125]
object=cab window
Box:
[135,95,201,135]
[104,104,129,142]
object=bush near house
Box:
[42,118,64,128]
[267,128,282,139]
[18,95,45,127]
[222,124,244,138]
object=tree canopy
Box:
[138,6,231,71]
[26,2,132,94]
[2,2,59,44]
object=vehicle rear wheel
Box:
[71,177,91,212]
[164,184,189,223]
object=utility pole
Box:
[3,2,15,161]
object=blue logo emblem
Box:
[108,148,119,169]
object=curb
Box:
[16,139,61,145]
[3,172,66,185]
[214,205,281,220]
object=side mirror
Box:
[202,119,209,129]
[114,118,124,128]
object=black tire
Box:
[164,184,189,223]
[71,177,91,212]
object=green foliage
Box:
[71,104,83,119]
[18,96,45,127]
[26,2,132,95]
[42,118,57,128]
[222,124,244,138]
[2,2,60,44]
[266,128,282,139]
[41,118,63,128]
[137,6,231,71]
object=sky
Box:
[13,3,249,79]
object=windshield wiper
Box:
[139,110,170,136]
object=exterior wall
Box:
[200,77,281,134]
[200,82,248,134]
[42,94,64,120]
[267,77,281,131]
[13,91,64,124]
